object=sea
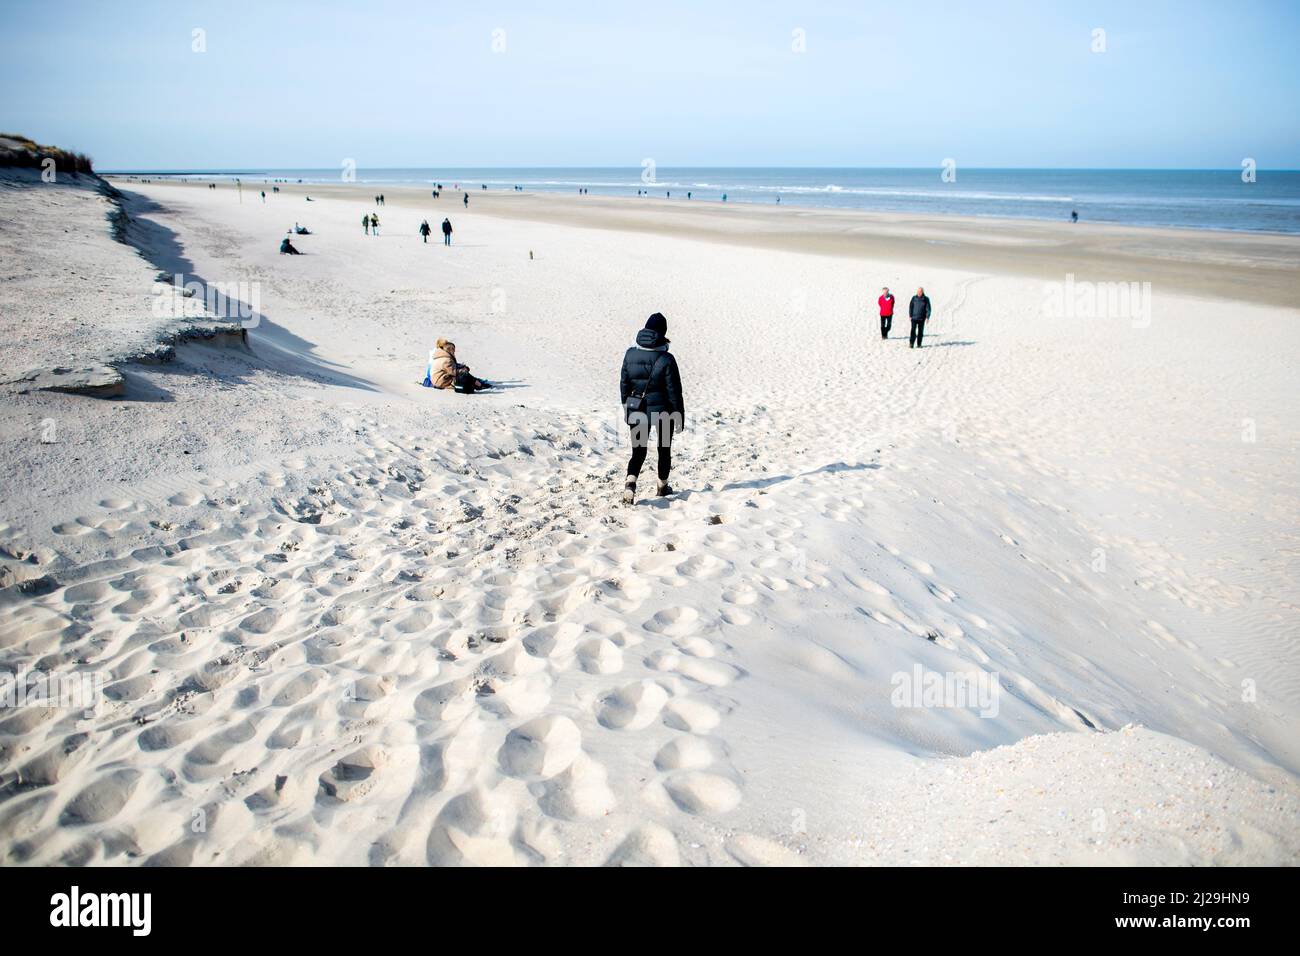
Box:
[104,167,1300,234]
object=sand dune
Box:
[0,177,1297,865]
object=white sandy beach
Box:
[1,172,1298,865]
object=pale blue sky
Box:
[2,0,1297,169]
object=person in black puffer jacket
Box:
[619,312,684,503]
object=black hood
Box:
[635,327,667,349]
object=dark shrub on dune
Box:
[0,132,95,175]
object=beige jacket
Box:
[430,339,458,389]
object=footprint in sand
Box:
[596,680,670,730]
[537,753,617,820]
[318,746,388,803]
[844,572,890,595]
[725,833,806,867]
[653,735,718,771]
[663,771,742,815]
[605,822,681,867]
[719,607,753,626]
[721,585,759,606]
[577,637,624,674]
[643,606,703,638]
[673,657,741,688]
[662,696,723,733]
[497,715,583,779]
[59,769,140,826]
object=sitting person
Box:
[294,223,311,234]
[424,338,491,391]
[279,236,301,255]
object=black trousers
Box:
[880,314,892,338]
[627,416,675,482]
[910,318,926,347]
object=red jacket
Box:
[878,293,895,316]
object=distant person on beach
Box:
[419,219,431,243]
[878,287,895,339]
[279,236,301,255]
[1071,210,1079,223]
[425,338,492,391]
[362,214,370,235]
[909,287,931,348]
[620,312,684,504]
[722,194,727,202]
[260,190,266,202]
[370,213,379,235]
[463,193,469,207]
[294,223,310,234]
[442,218,453,244]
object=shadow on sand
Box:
[720,460,881,492]
[115,188,377,393]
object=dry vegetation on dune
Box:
[0,132,94,175]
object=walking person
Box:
[419,219,431,243]
[619,312,684,504]
[909,287,931,349]
[878,286,895,339]
[370,213,379,236]
[362,213,370,235]
[442,218,453,245]
[463,192,469,208]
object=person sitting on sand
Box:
[279,236,301,255]
[294,223,310,234]
[424,339,492,391]
[619,312,684,504]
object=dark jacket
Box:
[441,220,452,234]
[620,328,683,426]
[909,294,931,321]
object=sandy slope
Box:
[0,177,1297,865]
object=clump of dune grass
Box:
[0,132,94,175]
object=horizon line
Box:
[100,164,1300,174]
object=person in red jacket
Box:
[877,287,895,339]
